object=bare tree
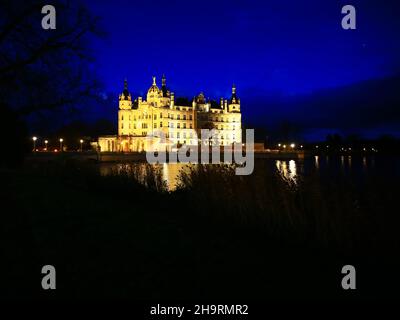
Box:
[0,0,104,115]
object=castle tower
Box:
[228,83,240,112]
[170,92,175,109]
[119,78,132,110]
[118,79,133,137]
[160,74,171,107]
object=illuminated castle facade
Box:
[98,75,242,152]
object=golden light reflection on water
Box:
[163,163,192,190]
[99,162,193,191]
[275,160,297,182]
[314,156,319,169]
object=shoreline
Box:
[26,150,305,163]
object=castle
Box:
[98,75,242,152]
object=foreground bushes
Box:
[175,162,399,254]
[2,159,399,299]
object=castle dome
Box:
[148,76,160,94]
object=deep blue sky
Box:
[86,0,400,140]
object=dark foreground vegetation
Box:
[1,159,399,300]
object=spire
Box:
[162,74,166,87]
[121,78,130,100]
[230,83,238,104]
[152,76,156,86]
[119,77,132,105]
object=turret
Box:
[161,74,170,97]
[228,84,240,112]
[170,92,175,109]
[119,78,132,110]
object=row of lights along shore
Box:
[314,145,378,152]
[277,143,378,152]
[32,137,84,152]
[277,143,302,149]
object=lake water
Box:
[99,155,400,190]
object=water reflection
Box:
[314,156,319,169]
[276,160,297,183]
[363,156,367,169]
[98,155,382,191]
[163,163,192,190]
[99,162,193,190]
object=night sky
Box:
[86,0,400,140]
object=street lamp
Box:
[290,143,295,149]
[80,139,84,152]
[44,140,48,151]
[32,136,37,151]
[59,138,63,151]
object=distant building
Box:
[98,75,242,152]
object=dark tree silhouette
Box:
[0,0,103,115]
[0,0,103,165]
